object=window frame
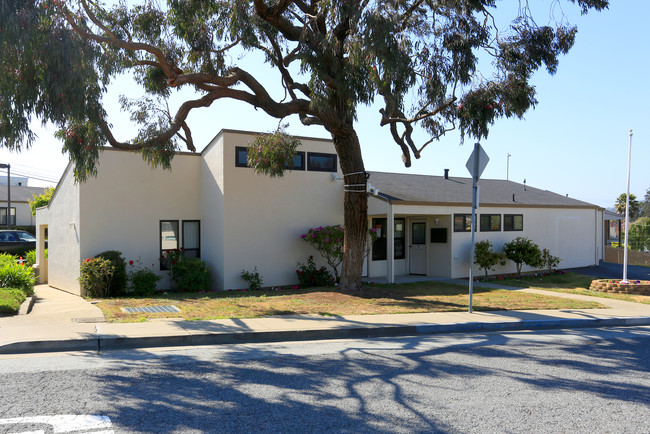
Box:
[307,152,338,172]
[371,217,406,261]
[235,146,249,167]
[0,207,16,226]
[182,220,201,259]
[287,151,306,171]
[504,214,524,231]
[159,220,179,270]
[480,214,502,232]
[453,214,473,232]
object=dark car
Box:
[0,230,46,257]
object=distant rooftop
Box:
[0,185,49,203]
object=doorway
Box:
[409,221,427,275]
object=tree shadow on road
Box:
[88,327,650,433]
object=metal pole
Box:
[622,130,632,283]
[506,153,511,180]
[7,164,10,230]
[468,142,480,313]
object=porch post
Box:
[387,203,394,284]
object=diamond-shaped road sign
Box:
[466,143,489,180]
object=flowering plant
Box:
[296,256,334,288]
[162,248,211,292]
[127,258,161,296]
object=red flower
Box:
[129,260,134,265]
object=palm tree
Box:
[615,193,640,220]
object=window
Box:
[371,218,406,261]
[235,147,249,167]
[504,214,524,231]
[182,220,201,259]
[0,207,16,226]
[307,152,338,172]
[160,220,179,270]
[453,214,473,232]
[16,231,36,242]
[236,147,305,170]
[287,152,305,170]
[480,214,501,232]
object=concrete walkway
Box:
[1,283,650,354]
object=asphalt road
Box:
[0,327,649,433]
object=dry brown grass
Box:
[95,280,605,323]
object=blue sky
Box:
[1,0,647,209]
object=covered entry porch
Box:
[366,196,455,283]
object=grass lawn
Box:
[95,280,605,323]
[492,272,650,305]
[0,288,27,315]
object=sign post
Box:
[466,143,489,313]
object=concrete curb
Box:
[17,295,36,316]
[2,315,650,355]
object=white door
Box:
[409,221,427,275]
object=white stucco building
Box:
[35,129,604,296]
[0,184,48,228]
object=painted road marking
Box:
[0,415,113,433]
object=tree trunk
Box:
[332,128,368,292]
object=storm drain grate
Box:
[122,305,180,314]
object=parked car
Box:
[0,230,46,257]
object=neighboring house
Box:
[35,129,604,296]
[0,184,49,228]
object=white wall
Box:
[367,202,603,279]
[215,130,344,290]
[0,201,35,227]
[200,134,227,290]
[36,166,82,295]
[450,206,602,278]
[79,150,202,289]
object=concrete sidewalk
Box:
[1,284,650,354]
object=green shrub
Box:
[503,237,543,278]
[24,250,37,268]
[241,266,263,290]
[127,259,161,296]
[95,250,127,296]
[0,262,36,295]
[172,258,211,292]
[296,256,334,288]
[474,240,506,277]
[541,249,561,273]
[0,253,16,269]
[0,288,27,314]
[79,257,114,298]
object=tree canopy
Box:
[1,0,609,290]
[615,193,640,221]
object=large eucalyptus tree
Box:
[0,0,609,290]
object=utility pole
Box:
[0,164,10,229]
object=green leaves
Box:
[246,126,301,178]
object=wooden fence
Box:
[604,246,650,267]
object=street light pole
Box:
[622,130,633,284]
[507,153,511,180]
[0,164,10,229]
